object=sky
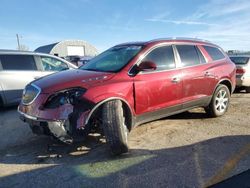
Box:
[0,0,250,52]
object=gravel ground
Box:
[0,92,250,188]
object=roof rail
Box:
[148,37,212,43]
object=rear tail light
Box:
[236,68,246,74]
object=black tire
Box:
[102,100,129,155]
[205,84,230,117]
[246,87,250,93]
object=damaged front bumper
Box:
[18,93,95,144]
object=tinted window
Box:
[41,57,68,71]
[176,45,200,67]
[143,46,175,71]
[230,56,249,65]
[0,55,37,70]
[203,46,225,60]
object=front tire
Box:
[205,84,230,117]
[102,100,129,155]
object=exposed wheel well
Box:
[89,99,133,131]
[219,80,232,94]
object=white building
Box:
[35,40,98,57]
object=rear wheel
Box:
[205,84,230,117]
[102,100,129,155]
[246,87,250,93]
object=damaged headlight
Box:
[44,88,86,109]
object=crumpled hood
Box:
[32,69,114,93]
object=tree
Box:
[17,44,29,51]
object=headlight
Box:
[44,88,86,109]
[22,84,41,105]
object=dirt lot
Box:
[0,92,250,188]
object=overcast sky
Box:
[0,0,249,52]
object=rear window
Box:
[0,55,37,70]
[203,46,225,61]
[230,56,249,65]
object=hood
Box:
[32,69,114,93]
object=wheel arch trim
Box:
[216,78,234,94]
[85,97,133,126]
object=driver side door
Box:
[133,45,182,122]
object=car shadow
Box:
[168,110,209,120]
[0,135,250,187]
[234,88,249,94]
[0,105,18,112]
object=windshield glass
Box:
[230,56,249,65]
[80,45,143,72]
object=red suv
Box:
[18,38,236,155]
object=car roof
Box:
[115,37,217,48]
[0,49,56,56]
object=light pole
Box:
[16,34,20,50]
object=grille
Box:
[22,84,41,105]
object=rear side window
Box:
[176,45,200,67]
[143,46,175,71]
[41,56,68,71]
[203,46,225,61]
[230,56,249,65]
[0,55,37,70]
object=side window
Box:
[41,57,68,71]
[0,55,37,70]
[142,46,175,71]
[176,45,200,67]
[203,46,225,61]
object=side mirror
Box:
[137,61,157,72]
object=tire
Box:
[205,84,230,117]
[102,100,129,155]
[246,87,250,93]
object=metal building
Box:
[35,40,98,57]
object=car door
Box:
[0,54,42,105]
[175,45,217,108]
[38,56,69,77]
[133,45,182,117]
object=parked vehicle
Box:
[66,56,93,67]
[229,55,250,93]
[18,38,236,155]
[0,50,77,107]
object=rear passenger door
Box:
[0,54,41,105]
[175,45,217,108]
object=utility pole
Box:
[16,34,20,50]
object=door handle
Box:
[34,76,41,79]
[204,71,212,77]
[172,77,181,83]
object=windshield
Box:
[80,45,143,72]
[230,56,249,65]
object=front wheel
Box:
[205,84,230,117]
[102,100,129,155]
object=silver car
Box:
[229,55,250,93]
[0,50,77,107]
